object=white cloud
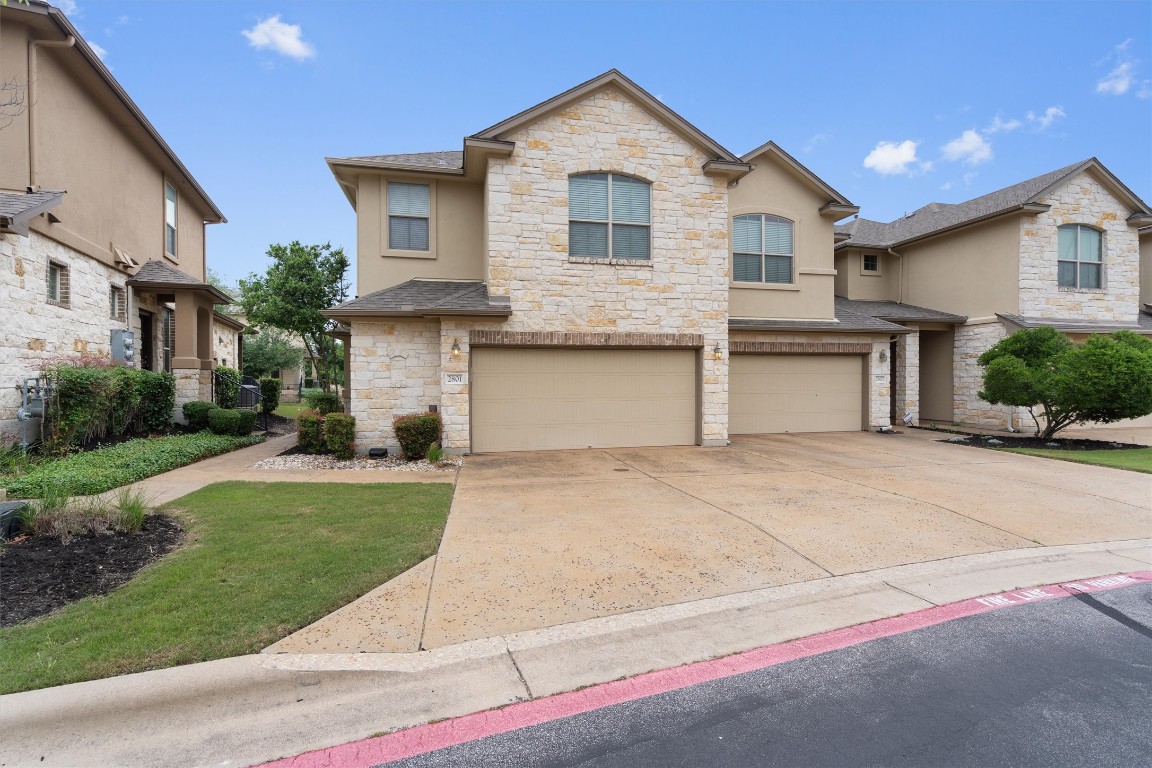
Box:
[940,181,953,191]
[1026,106,1065,130]
[863,140,921,175]
[242,15,315,61]
[1097,61,1134,95]
[1096,40,1147,97]
[803,131,831,153]
[942,129,993,165]
[985,115,1022,134]
[963,171,978,188]
[57,0,79,16]
[89,40,108,61]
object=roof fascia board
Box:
[471,70,741,162]
[741,140,855,207]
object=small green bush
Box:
[214,366,242,409]
[138,371,175,432]
[426,444,444,463]
[393,413,442,460]
[323,413,356,460]
[182,401,219,432]
[297,409,325,454]
[0,433,264,498]
[235,409,259,436]
[303,389,342,416]
[208,409,242,436]
[259,378,281,414]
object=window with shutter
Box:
[732,214,794,284]
[569,173,650,260]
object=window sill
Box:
[569,256,654,268]
[383,249,436,260]
[1058,286,1107,294]
[163,252,178,264]
[729,281,800,291]
[46,299,70,309]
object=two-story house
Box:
[0,1,234,437]
[324,70,911,454]
[835,159,1152,430]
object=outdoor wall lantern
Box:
[451,339,462,358]
[879,350,888,363]
[713,343,723,360]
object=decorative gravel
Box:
[251,455,462,472]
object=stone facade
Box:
[349,319,442,450]
[211,318,240,370]
[727,331,892,430]
[953,321,1028,428]
[0,232,130,437]
[1019,171,1141,321]
[894,329,919,425]
[484,87,730,445]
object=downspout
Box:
[886,247,903,304]
[27,33,76,190]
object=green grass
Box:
[0,481,452,693]
[274,401,307,419]
[1000,447,1152,473]
[0,433,264,499]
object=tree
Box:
[979,327,1152,439]
[206,268,241,315]
[241,328,303,379]
[238,242,350,391]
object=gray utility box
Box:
[111,329,135,365]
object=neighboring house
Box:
[835,159,1152,429]
[0,1,229,436]
[324,70,918,454]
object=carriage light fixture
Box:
[713,343,722,360]
[451,339,461,358]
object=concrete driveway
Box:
[268,430,1151,655]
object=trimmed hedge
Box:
[0,433,264,499]
[236,409,259,435]
[323,413,356,459]
[303,389,342,416]
[297,410,325,454]
[182,401,219,432]
[214,366,241,409]
[259,378,281,414]
[393,413,441,460]
[41,363,176,452]
[208,409,242,436]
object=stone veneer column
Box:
[953,321,1010,427]
[439,320,472,454]
[894,329,920,425]
[867,340,892,430]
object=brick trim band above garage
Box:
[469,331,705,348]
[730,341,873,354]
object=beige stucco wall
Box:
[727,155,837,320]
[900,216,1021,318]
[0,15,212,281]
[834,249,900,301]
[355,175,484,295]
[1141,231,1152,309]
[918,327,954,422]
[1019,171,1141,322]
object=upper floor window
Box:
[1057,224,1102,289]
[388,182,430,251]
[733,214,793,284]
[569,173,651,260]
[164,182,178,259]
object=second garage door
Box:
[730,354,864,434]
[471,348,697,452]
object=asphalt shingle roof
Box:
[0,190,64,233]
[127,259,204,286]
[336,151,463,170]
[835,297,966,324]
[835,160,1088,249]
[998,312,1152,335]
[730,304,909,334]
[326,279,511,316]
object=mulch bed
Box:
[917,427,1148,451]
[261,412,295,437]
[0,515,185,627]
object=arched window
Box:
[569,173,651,260]
[1057,224,1102,289]
[733,214,794,284]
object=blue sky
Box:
[65,0,1152,292]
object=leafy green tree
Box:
[241,328,303,379]
[239,242,349,391]
[206,268,241,315]
[979,327,1152,439]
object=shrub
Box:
[259,377,281,414]
[138,371,175,432]
[235,409,259,436]
[0,433,264,498]
[214,366,242,409]
[303,389,342,415]
[323,413,356,459]
[393,413,442,460]
[208,408,242,436]
[113,488,150,534]
[182,401,219,432]
[297,410,325,454]
[426,444,444,463]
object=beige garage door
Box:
[730,354,863,434]
[471,348,696,452]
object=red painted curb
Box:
[257,571,1152,768]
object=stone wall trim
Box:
[730,341,872,354]
[469,330,705,348]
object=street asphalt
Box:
[380,582,1152,768]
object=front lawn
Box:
[1000,447,1152,474]
[0,433,264,499]
[0,481,452,693]
[274,401,307,420]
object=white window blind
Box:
[568,173,650,260]
[732,214,793,284]
[388,182,431,251]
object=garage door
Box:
[471,348,696,452]
[730,354,863,434]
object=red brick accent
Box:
[469,330,704,348]
[730,341,872,354]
